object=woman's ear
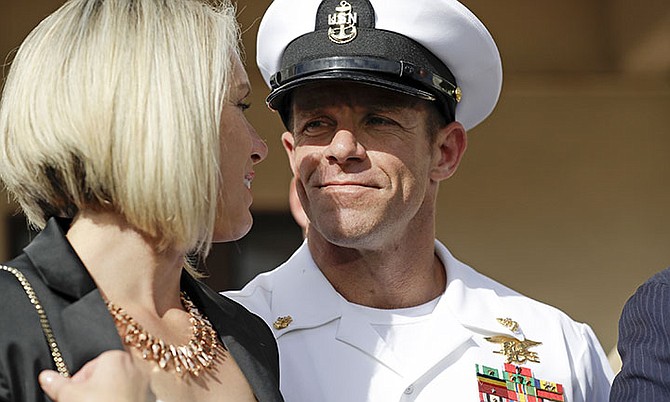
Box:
[430,121,468,182]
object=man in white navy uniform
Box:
[225,0,614,400]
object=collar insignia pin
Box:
[485,317,542,364]
[273,315,293,330]
[328,1,358,44]
[497,317,520,334]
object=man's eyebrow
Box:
[295,100,409,112]
[292,107,326,120]
[367,104,406,113]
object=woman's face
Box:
[213,57,268,242]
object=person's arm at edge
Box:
[611,279,670,400]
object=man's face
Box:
[282,81,446,249]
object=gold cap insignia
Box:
[450,86,462,103]
[273,315,293,330]
[328,1,358,44]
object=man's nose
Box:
[324,129,366,164]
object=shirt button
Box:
[404,385,414,395]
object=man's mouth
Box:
[318,181,378,189]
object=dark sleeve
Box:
[0,369,9,402]
[0,265,55,402]
[228,300,281,385]
[231,306,283,402]
[185,278,283,401]
[252,310,280,383]
[610,279,670,400]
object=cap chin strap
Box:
[269,56,461,104]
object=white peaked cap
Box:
[257,0,503,131]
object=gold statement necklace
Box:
[106,292,223,377]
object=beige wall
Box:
[442,75,670,352]
[1,0,669,354]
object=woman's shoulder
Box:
[185,277,281,383]
[0,251,59,332]
[0,253,45,314]
[0,254,57,402]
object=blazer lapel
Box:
[182,274,282,401]
[59,289,124,372]
[23,217,123,374]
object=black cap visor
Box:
[267,59,441,109]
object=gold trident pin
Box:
[485,317,542,364]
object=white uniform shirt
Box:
[225,241,613,401]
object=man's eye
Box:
[305,121,325,129]
[366,115,395,126]
[301,119,333,134]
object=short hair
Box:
[0,0,240,254]
[425,101,450,142]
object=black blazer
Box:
[0,218,283,402]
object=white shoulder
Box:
[222,241,312,324]
[436,240,614,395]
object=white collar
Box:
[267,240,527,342]
[436,241,527,341]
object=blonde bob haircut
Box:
[0,0,240,255]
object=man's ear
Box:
[281,131,297,174]
[430,121,468,182]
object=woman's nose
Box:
[249,124,268,164]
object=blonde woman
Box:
[0,0,282,401]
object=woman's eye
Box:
[237,101,251,111]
